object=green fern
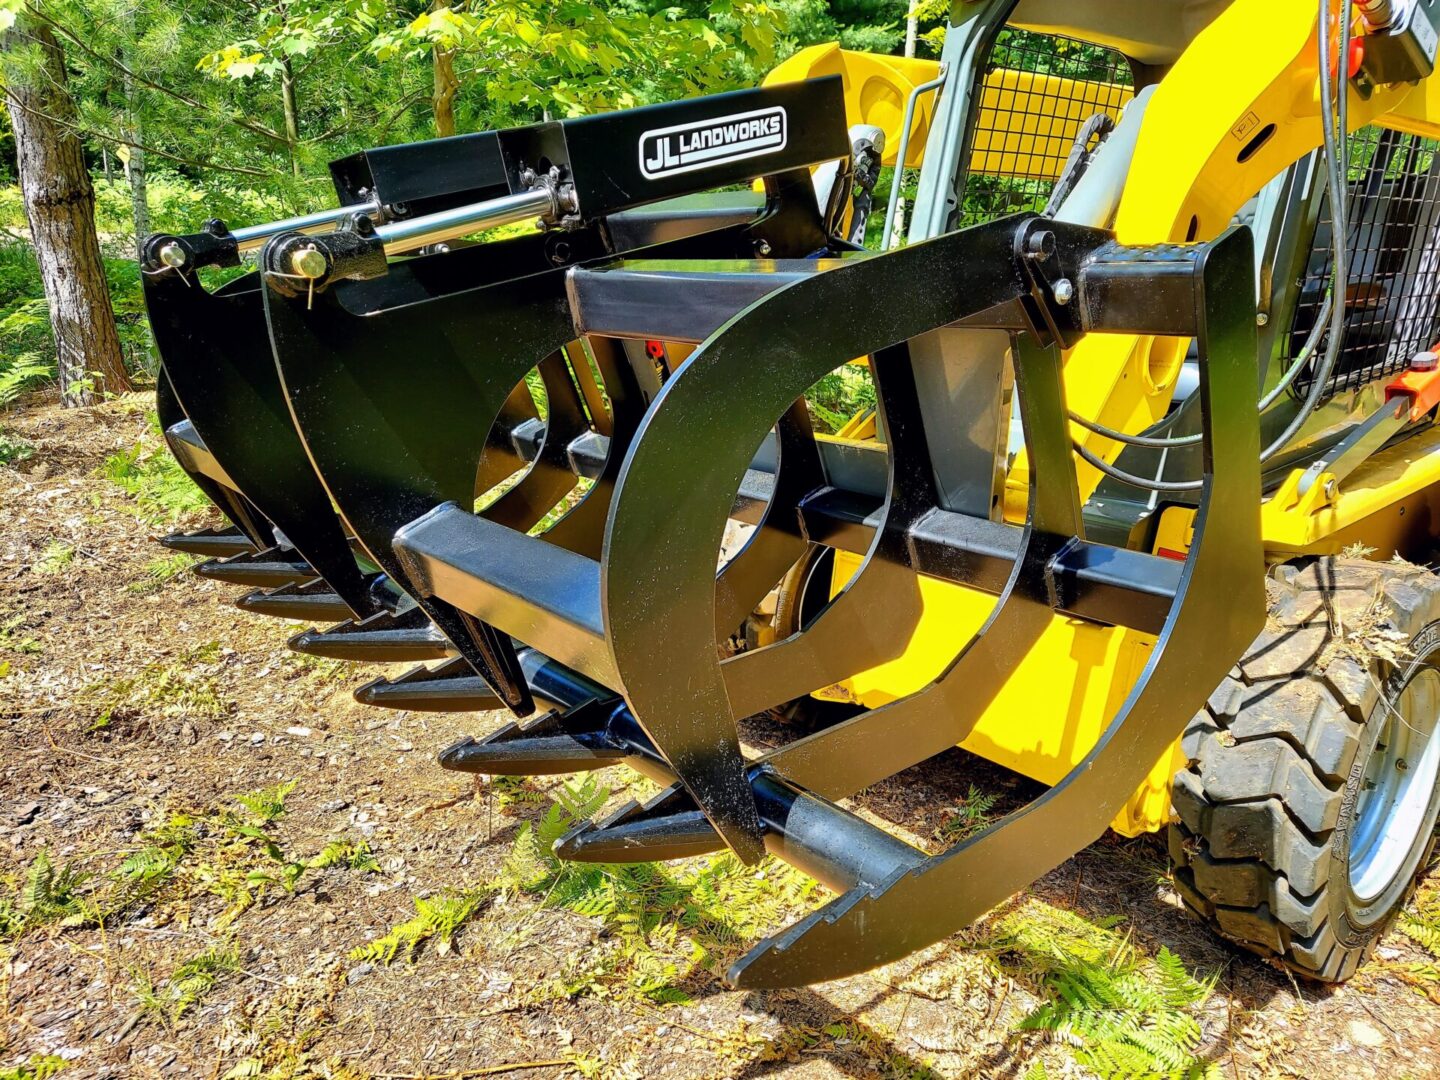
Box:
[108,816,196,916]
[309,839,380,874]
[502,778,821,1005]
[350,890,488,965]
[101,429,211,523]
[234,780,297,824]
[10,850,94,934]
[0,1054,67,1080]
[934,784,999,843]
[0,428,34,467]
[987,903,1218,1080]
[1401,912,1440,955]
[125,553,198,594]
[132,943,240,1025]
[0,350,54,407]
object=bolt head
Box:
[755,240,773,257]
[291,246,328,280]
[1053,278,1075,306]
[1412,350,1439,372]
[1256,311,1269,327]
[157,241,188,269]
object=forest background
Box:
[0,0,941,411]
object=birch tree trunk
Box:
[1,18,130,405]
[280,55,301,177]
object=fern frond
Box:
[350,890,488,965]
[234,780,296,823]
[309,838,380,873]
[1400,912,1440,957]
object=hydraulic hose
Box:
[1074,0,1353,492]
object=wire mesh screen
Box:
[1288,127,1440,398]
[955,29,1134,228]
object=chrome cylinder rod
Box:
[372,187,554,254]
[231,200,382,252]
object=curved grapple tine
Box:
[144,271,377,617]
[728,236,1264,985]
[263,231,614,713]
[592,226,1039,861]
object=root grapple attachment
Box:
[385,215,1263,984]
[141,30,1288,987]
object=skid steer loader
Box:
[139,0,1440,987]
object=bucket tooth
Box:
[437,698,631,775]
[195,546,317,589]
[159,527,256,558]
[354,657,501,712]
[236,579,355,623]
[287,606,455,662]
[555,784,724,863]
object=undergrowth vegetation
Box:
[0,780,377,944]
[78,640,230,731]
[1384,851,1440,1004]
[0,427,34,466]
[101,409,211,522]
[980,903,1217,1079]
[495,775,822,1006]
[806,362,877,434]
[126,552,201,594]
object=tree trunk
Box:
[431,0,458,138]
[432,46,458,137]
[101,145,112,183]
[280,56,300,177]
[904,14,918,58]
[121,35,149,255]
[122,68,149,256]
[1,18,130,405]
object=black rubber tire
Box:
[1168,556,1440,981]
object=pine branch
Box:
[23,1,291,147]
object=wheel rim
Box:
[1348,666,1440,903]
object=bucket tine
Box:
[287,606,456,663]
[194,546,318,589]
[556,784,720,863]
[353,657,500,712]
[159,526,256,559]
[235,578,356,623]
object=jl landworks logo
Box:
[639,106,787,179]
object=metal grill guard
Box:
[956,29,1134,227]
[1291,125,1440,397]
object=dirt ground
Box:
[3,395,1440,1080]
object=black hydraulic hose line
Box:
[1258,0,1351,462]
[1066,291,1336,451]
[1073,0,1352,491]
